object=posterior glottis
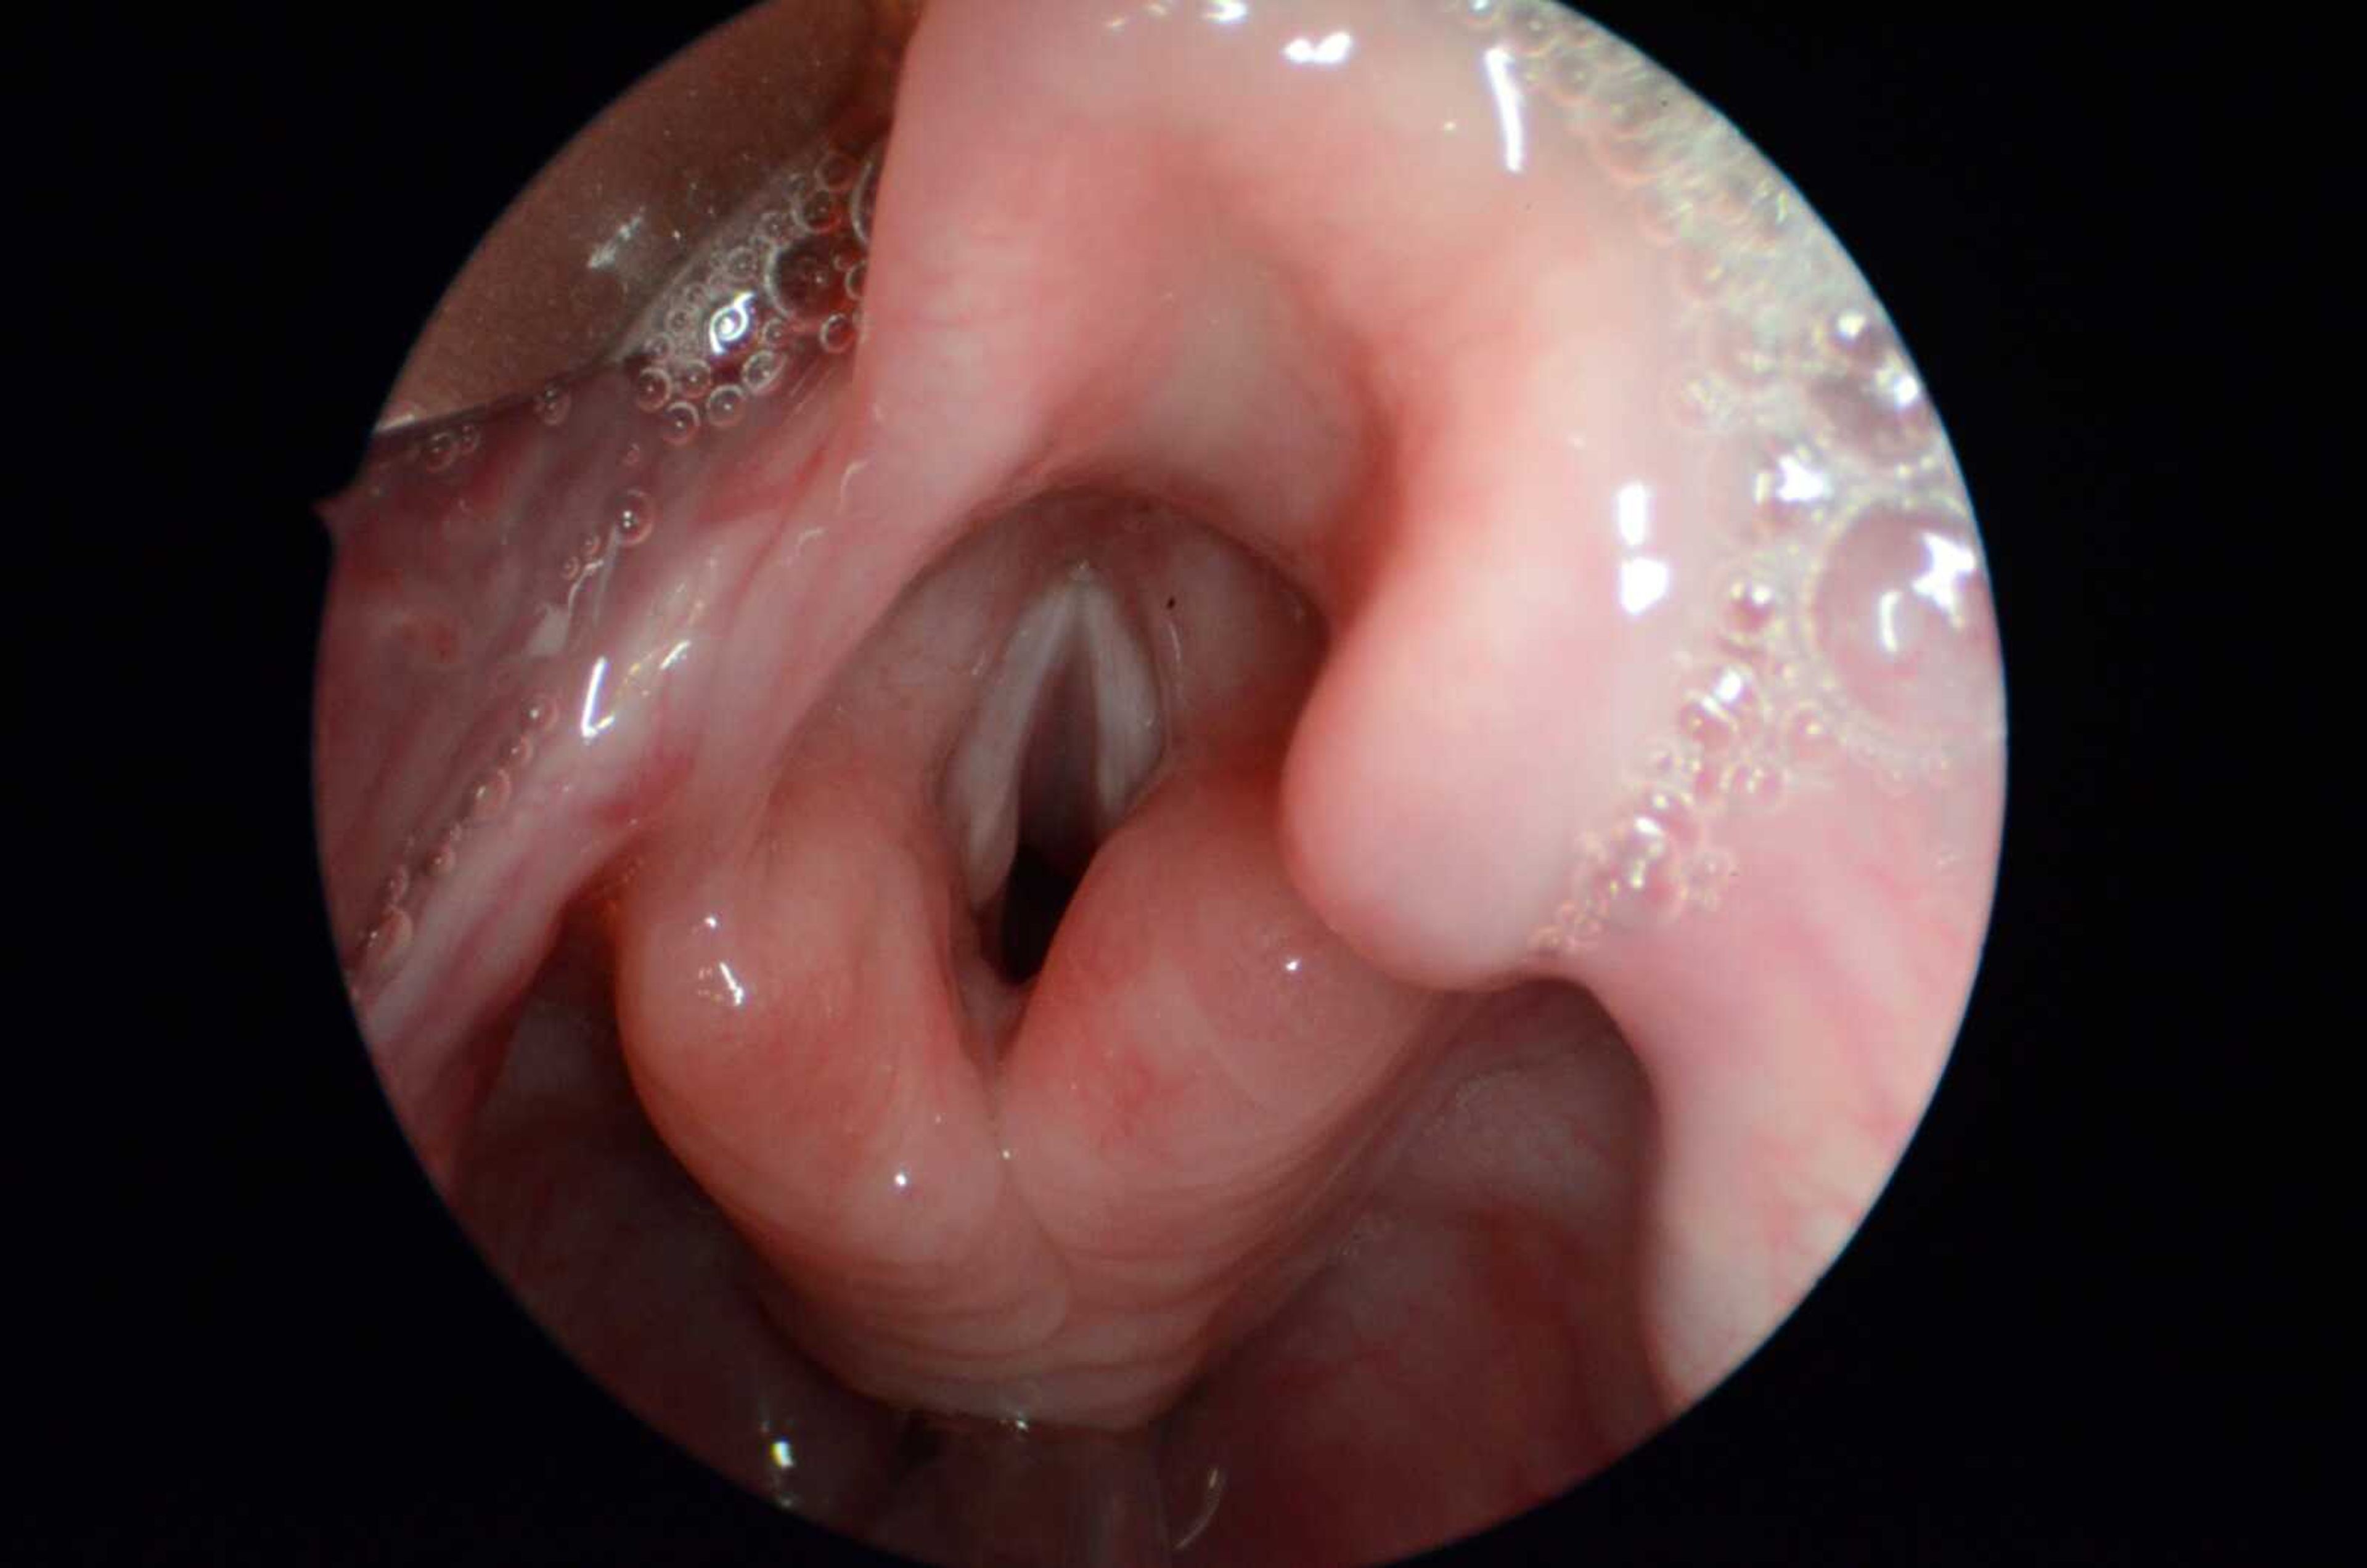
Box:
[311,3,2006,1564]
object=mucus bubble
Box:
[797,187,843,235]
[769,242,838,325]
[1806,504,2000,739]
[742,349,787,396]
[816,148,861,194]
[466,768,513,823]
[356,908,414,981]
[613,488,656,547]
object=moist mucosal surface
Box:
[313,4,2007,1564]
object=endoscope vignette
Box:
[311,4,2006,1563]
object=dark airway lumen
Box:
[995,839,1075,984]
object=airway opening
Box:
[994,838,1077,984]
[989,666,1101,986]
[986,657,1116,987]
